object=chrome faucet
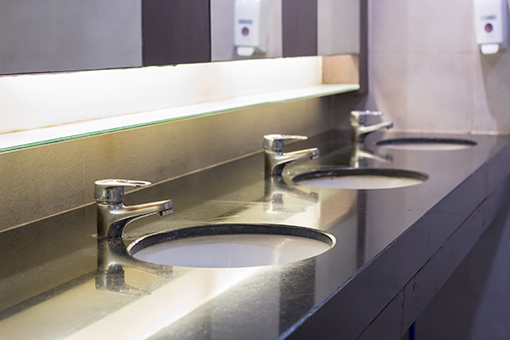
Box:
[263,134,319,178]
[95,179,173,238]
[351,110,393,143]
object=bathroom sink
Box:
[376,138,477,151]
[292,168,428,190]
[128,224,335,268]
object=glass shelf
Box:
[0,84,359,153]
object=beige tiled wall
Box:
[322,55,360,85]
[0,96,335,232]
[368,0,510,134]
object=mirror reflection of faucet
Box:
[350,110,394,143]
[349,144,393,168]
[263,134,319,213]
[265,176,319,214]
[96,237,172,295]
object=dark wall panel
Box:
[142,0,211,66]
[282,0,318,58]
[359,0,368,94]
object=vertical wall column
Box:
[142,0,211,66]
[282,0,318,58]
[359,0,368,94]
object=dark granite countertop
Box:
[1,129,510,340]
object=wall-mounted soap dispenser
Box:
[234,0,270,57]
[474,0,509,54]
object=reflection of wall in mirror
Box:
[318,0,360,55]
[211,0,283,61]
[0,0,142,75]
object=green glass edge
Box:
[0,85,360,154]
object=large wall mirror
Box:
[0,0,360,75]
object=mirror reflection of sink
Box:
[128,224,335,268]
[376,138,477,151]
[293,168,428,190]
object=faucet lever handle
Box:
[351,110,383,125]
[263,134,308,152]
[94,179,151,204]
[351,110,382,117]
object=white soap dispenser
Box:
[474,0,509,54]
[234,0,269,57]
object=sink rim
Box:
[127,223,336,259]
[376,137,477,147]
[292,167,429,188]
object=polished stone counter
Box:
[1,130,510,340]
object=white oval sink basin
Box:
[376,138,477,151]
[128,224,335,268]
[293,168,428,190]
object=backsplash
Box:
[0,95,340,232]
[368,0,510,134]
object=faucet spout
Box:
[95,179,173,238]
[351,111,394,143]
[357,121,394,136]
[286,147,320,160]
[97,200,173,238]
[265,147,319,177]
